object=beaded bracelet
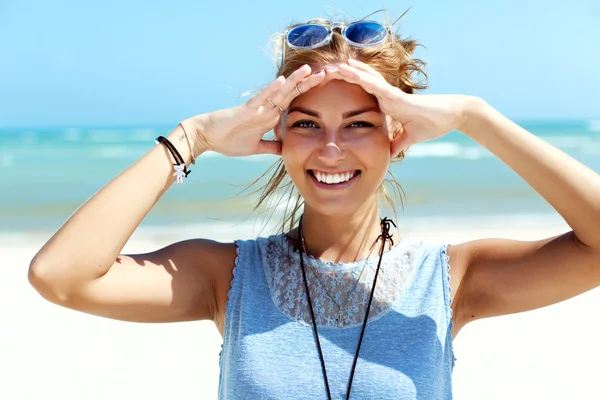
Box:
[155,135,191,183]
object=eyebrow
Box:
[287,106,381,119]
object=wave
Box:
[88,129,131,143]
[588,120,600,132]
[131,128,160,142]
[95,145,142,159]
[62,128,82,141]
[0,153,14,168]
[409,142,491,160]
[537,134,600,154]
[4,127,600,161]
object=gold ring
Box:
[278,107,285,113]
[295,85,304,95]
[267,98,278,108]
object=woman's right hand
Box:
[187,64,325,157]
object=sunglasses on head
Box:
[284,20,393,53]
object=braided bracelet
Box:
[155,135,191,183]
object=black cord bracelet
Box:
[155,135,191,183]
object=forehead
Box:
[290,79,379,111]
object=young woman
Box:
[28,16,600,400]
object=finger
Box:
[246,75,286,109]
[347,59,384,78]
[256,139,282,156]
[337,63,387,96]
[319,67,345,82]
[267,65,312,110]
[280,70,326,108]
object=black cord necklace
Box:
[298,217,396,400]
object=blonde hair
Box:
[247,11,428,234]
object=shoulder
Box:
[211,234,283,331]
[173,238,238,274]
[179,238,239,306]
[397,236,449,266]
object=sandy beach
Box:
[3,216,600,399]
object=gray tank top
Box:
[218,234,455,399]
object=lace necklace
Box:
[298,217,396,400]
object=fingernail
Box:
[348,58,358,64]
[325,66,338,72]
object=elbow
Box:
[28,256,72,306]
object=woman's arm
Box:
[332,59,600,334]
[449,99,600,333]
[28,117,232,323]
[460,98,600,248]
[28,65,324,325]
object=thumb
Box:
[256,139,282,156]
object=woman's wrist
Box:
[180,115,211,159]
[164,120,205,167]
[455,96,491,136]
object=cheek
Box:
[353,136,392,183]
[281,136,310,176]
[352,133,391,160]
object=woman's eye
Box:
[347,121,375,128]
[291,120,319,129]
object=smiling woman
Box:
[27,9,600,400]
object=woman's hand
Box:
[186,65,325,157]
[333,59,474,154]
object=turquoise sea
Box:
[2,119,600,233]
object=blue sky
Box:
[0,0,598,127]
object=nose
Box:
[317,127,345,164]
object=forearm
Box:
[460,98,600,247]
[30,116,207,283]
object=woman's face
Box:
[279,78,395,217]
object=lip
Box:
[307,169,360,190]
[311,169,357,175]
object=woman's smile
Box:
[307,169,361,189]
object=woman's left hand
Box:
[334,59,475,154]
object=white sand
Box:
[2,217,600,399]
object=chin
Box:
[302,197,371,218]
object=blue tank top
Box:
[218,234,455,399]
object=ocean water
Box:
[1,119,600,233]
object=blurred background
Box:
[1,1,600,400]
[1,0,599,233]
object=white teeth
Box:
[313,171,356,184]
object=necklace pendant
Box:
[336,311,344,328]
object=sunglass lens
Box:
[287,24,329,48]
[345,22,387,46]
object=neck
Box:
[297,201,389,264]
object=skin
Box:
[28,62,600,344]
[278,78,396,263]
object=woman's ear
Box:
[389,121,406,158]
